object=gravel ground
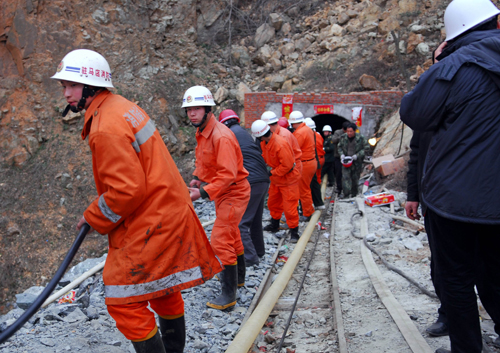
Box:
[0,199,278,353]
[1,190,498,353]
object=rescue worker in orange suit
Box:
[288,111,317,222]
[304,118,325,210]
[52,49,223,353]
[251,120,302,243]
[218,109,270,267]
[184,86,251,311]
[260,111,302,232]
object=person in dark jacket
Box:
[400,1,500,351]
[219,110,270,267]
[321,125,335,187]
[406,131,449,337]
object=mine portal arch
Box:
[243,91,404,138]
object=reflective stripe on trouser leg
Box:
[212,181,251,265]
[107,292,183,341]
[299,159,317,217]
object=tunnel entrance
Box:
[310,114,350,134]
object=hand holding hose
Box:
[77,216,95,234]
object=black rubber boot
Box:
[289,227,300,243]
[159,315,185,353]
[206,264,237,311]
[263,218,280,232]
[132,330,166,353]
[237,254,246,287]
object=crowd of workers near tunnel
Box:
[50,43,368,351]
[43,1,500,352]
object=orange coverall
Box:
[293,122,317,217]
[315,131,325,184]
[194,114,250,266]
[260,132,301,228]
[275,125,302,175]
[82,90,223,340]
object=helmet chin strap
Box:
[61,85,97,117]
[189,107,211,128]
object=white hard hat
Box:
[251,120,270,138]
[444,0,500,41]
[182,86,216,108]
[304,117,316,129]
[51,49,114,88]
[322,125,332,132]
[289,111,304,124]
[261,111,279,125]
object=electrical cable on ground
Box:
[350,212,437,299]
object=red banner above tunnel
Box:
[314,105,334,114]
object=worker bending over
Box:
[251,120,301,243]
[53,49,223,353]
[185,86,250,311]
[260,111,302,232]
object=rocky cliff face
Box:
[0,0,470,167]
[1,0,499,312]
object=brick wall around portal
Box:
[243,91,404,129]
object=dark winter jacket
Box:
[227,122,270,185]
[407,130,433,215]
[323,134,336,162]
[400,30,500,224]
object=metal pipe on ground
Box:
[225,210,322,353]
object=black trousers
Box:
[238,181,269,265]
[310,172,324,207]
[321,160,335,186]
[333,157,342,193]
[426,209,500,353]
[424,215,447,324]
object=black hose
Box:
[0,223,90,345]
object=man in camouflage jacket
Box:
[337,123,368,198]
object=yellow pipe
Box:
[225,210,321,353]
[321,174,327,200]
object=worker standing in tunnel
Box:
[304,117,325,210]
[52,49,223,353]
[400,0,500,351]
[184,86,251,312]
[260,111,303,232]
[251,120,302,243]
[218,109,270,267]
[337,123,368,198]
[321,125,336,188]
[289,111,317,222]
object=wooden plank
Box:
[329,200,348,353]
[356,198,433,353]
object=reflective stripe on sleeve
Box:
[98,193,122,223]
[105,266,203,299]
[131,119,156,153]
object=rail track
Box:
[227,182,499,353]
